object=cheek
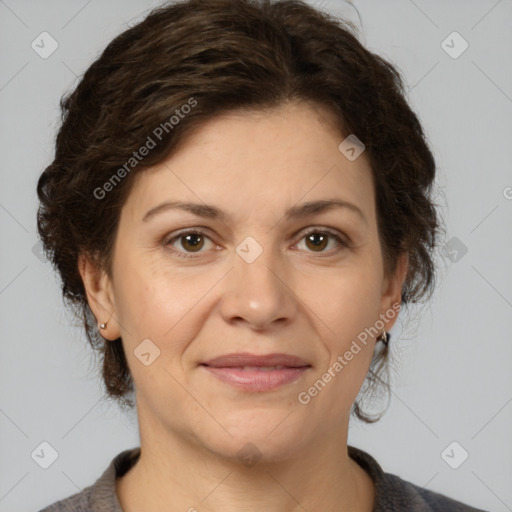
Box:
[113,253,212,355]
[301,260,383,391]
[315,279,380,402]
[114,267,154,333]
[302,259,383,334]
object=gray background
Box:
[1,0,511,511]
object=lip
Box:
[201,352,310,368]
[200,352,311,392]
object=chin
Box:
[205,417,306,461]
[204,433,303,468]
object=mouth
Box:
[200,352,311,392]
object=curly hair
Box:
[36,0,442,422]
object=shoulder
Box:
[37,447,140,512]
[37,487,92,512]
[383,472,490,511]
[348,445,489,512]
[38,493,91,512]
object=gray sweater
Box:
[38,445,489,511]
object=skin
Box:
[79,99,408,512]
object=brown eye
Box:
[165,229,215,259]
[180,233,205,252]
[296,228,347,255]
[304,232,329,252]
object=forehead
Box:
[122,101,375,225]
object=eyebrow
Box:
[142,199,367,225]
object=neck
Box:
[116,418,374,512]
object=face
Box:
[80,100,407,464]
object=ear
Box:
[78,253,121,341]
[379,252,409,332]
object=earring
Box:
[380,330,389,346]
[99,321,108,330]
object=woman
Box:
[36,0,489,510]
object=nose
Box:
[219,244,297,331]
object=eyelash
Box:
[163,227,349,260]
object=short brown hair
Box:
[36,0,442,422]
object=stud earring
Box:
[379,330,389,346]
